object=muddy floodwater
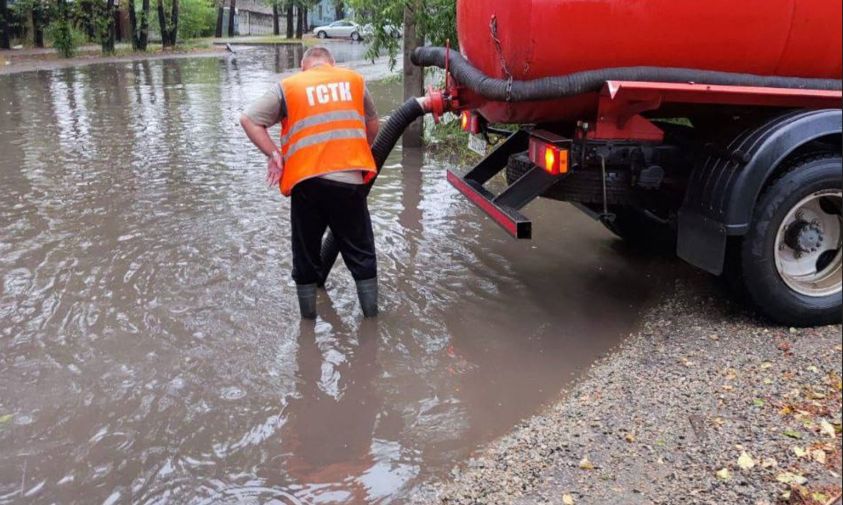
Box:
[0,44,658,503]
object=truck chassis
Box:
[448,81,842,326]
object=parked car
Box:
[361,24,403,39]
[313,20,363,41]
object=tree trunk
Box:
[129,0,139,49]
[82,1,96,40]
[114,6,122,42]
[294,4,302,39]
[157,0,169,46]
[402,2,424,148]
[214,0,223,38]
[101,0,116,53]
[334,0,343,20]
[138,0,149,49]
[272,2,279,35]
[302,6,307,32]
[226,0,236,37]
[32,1,44,48]
[168,0,178,46]
[285,3,293,38]
[0,0,11,50]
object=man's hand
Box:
[267,150,283,187]
[240,113,285,188]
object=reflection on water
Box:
[0,44,658,503]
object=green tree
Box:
[271,0,279,35]
[178,0,214,39]
[214,0,223,37]
[348,0,456,146]
[95,0,116,53]
[225,0,234,36]
[284,0,293,38]
[31,0,46,47]
[128,0,150,50]
[348,0,455,66]
[46,0,77,57]
[0,0,10,49]
[157,0,179,46]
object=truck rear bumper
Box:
[447,168,532,238]
[446,130,563,240]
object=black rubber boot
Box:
[296,283,318,320]
[355,278,379,318]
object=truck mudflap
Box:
[447,130,566,239]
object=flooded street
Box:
[0,44,659,504]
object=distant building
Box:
[309,0,352,29]
[222,0,275,36]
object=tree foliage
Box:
[178,0,215,39]
[347,0,456,67]
[45,0,81,57]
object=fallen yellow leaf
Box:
[811,492,829,503]
[792,446,808,458]
[562,494,575,505]
[716,468,732,481]
[761,458,778,469]
[820,420,836,438]
[776,472,807,485]
[579,457,594,470]
[737,452,755,470]
[811,449,827,464]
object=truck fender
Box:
[677,109,842,275]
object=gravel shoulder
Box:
[412,269,842,505]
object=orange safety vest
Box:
[278,64,377,196]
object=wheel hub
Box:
[774,190,842,298]
[785,220,824,255]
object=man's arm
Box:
[363,88,379,146]
[240,114,279,157]
[240,84,286,156]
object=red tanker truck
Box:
[412,0,843,326]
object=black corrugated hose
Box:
[412,47,842,102]
[318,98,427,286]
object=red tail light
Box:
[528,137,569,176]
[459,111,482,135]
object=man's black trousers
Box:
[290,177,377,286]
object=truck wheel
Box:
[738,154,842,326]
[602,206,677,253]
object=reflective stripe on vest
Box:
[278,65,376,197]
[284,128,368,162]
[279,110,366,146]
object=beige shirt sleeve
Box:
[363,87,378,121]
[244,84,286,127]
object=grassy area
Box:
[425,114,485,164]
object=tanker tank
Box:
[447,0,843,123]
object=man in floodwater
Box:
[240,46,381,319]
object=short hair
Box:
[302,46,335,66]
